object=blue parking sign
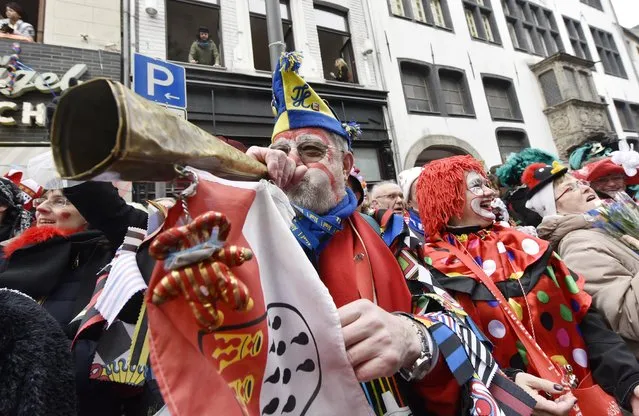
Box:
[133,53,187,108]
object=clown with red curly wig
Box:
[416,155,639,415]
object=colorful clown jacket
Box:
[421,224,594,383]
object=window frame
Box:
[614,100,639,132]
[563,16,592,61]
[495,127,530,163]
[386,0,454,31]
[502,0,563,57]
[313,2,359,84]
[580,0,603,11]
[590,26,627,78]
[462,0,501,46]
[399,59,476,118]
[165,0,224,66]
[481,73,523,122]
[399,60,439,115]
[436,65,476,117]
[249,0,294,72]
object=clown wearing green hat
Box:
[247,52,537,415]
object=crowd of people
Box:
[4,50,639,415]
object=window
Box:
[563,17,592,60]
[537,67,596,107]
[353,148,382,182]
[632,105,639,133]
[388,0,452,29]
[482,75,522,121]
[0,0,43,41]
[438,68,474,116]
[249,0,294,71]
[614,100,638,132]
[538,70,562,106]
[601,97,616,132]
[503,0,562,56]
[580,0,603,11]
[462,0,500,44]
[496,129,530,162]
[400,62,435,113]
[167,0,223,66]
[590,27,627,78]
[399,61,474,117]
[315,5,357,83]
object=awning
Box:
[0,146,50,175]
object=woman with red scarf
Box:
[417,155,639,415]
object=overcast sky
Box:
[611,0,639,29]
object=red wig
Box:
[416,155,487,236]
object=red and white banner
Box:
[147,169,373,416]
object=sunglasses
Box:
[269,140,343,163]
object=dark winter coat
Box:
[64,182,164,416]
[0,228,114,337]
[0,288,76,416]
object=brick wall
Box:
[0,40,121,143]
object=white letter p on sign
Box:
[147,63,174,96]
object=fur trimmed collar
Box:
[3,226,83,259]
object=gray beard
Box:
[286,176,346,215]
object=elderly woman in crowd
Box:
[0,187,113,331]
[525,161,639,359]
[417,155,639,415]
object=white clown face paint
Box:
[449,171,497,228]
[467,171,496,221]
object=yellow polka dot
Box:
[509,271,524,280]
[509,298,523,320]
[551,355,568,366]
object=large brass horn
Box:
[50,78,267,181]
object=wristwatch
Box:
[396,313,434,382]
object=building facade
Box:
[369,0,639,171]
[132,0,396,184]
[0,0,122,173]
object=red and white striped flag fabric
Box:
[147,169,374,416]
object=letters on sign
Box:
[0,63,88,98]
[0,101,47,127]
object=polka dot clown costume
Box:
[416,155,639,415]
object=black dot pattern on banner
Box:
[277,341,286,356]
[272,316,282,330]
[282,395,296,413]
[283,368,291,384]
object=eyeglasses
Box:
[33,196,71,209]
[269,140,342,163]
[377,192,404,201]
[468,180,494,196]
[555,180,590,201]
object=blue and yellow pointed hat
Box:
[271,52,361,149]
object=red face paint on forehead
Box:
[273,128,332,145]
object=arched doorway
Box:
[414,145,468,166]
[404,135,481,169]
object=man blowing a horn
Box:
[245,52,541,415]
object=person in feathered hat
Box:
[246,52,538,415]
[416,155,639,415]
[495,148,559,227]
[524,162,639,360]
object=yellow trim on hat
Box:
[272,111,290,140]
